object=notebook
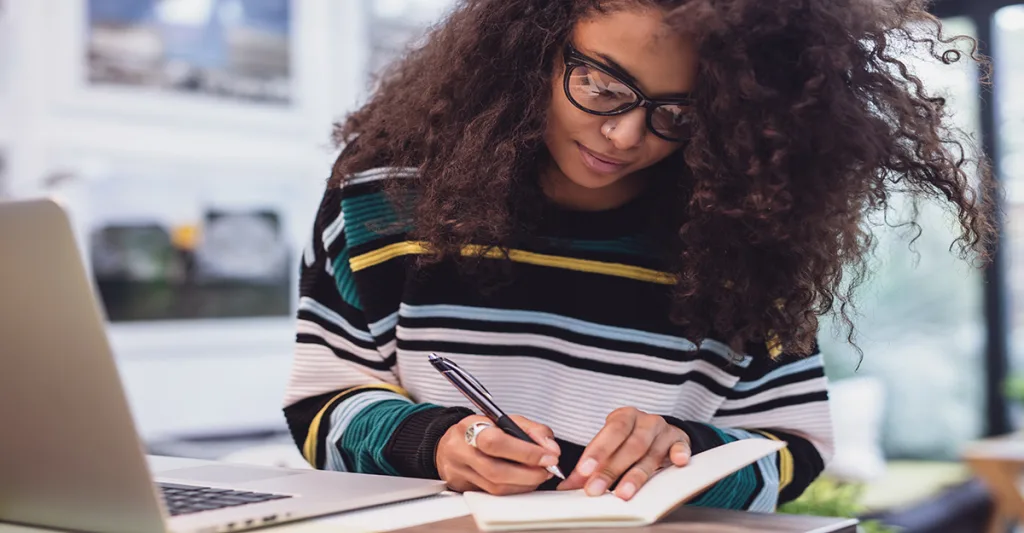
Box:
[463,438,787,531]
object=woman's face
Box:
[543,8,698,209]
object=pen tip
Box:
[427,353,439,361]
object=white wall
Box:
[0,0,375,442]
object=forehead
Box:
[572,8,698,97]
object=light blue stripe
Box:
[368,311,399,339]
[720,428,780,511]
[325,391,409,471]
[346,167,419,186]
[399,303,699,352]
[299,297,374,342]
[698,339,752,368]
[733,354,824,392]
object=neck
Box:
[540,165,649,212]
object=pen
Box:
[427,353,566,480]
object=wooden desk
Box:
[963,431,1024,533]
[393,506,859,533]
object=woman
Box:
[283,0,994,510]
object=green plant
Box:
[778,477,899,533]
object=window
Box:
[997,5,1024,422]
[819,17,986,460]
[363,0,455,77]
[86,0,292,105]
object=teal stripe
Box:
[399,303,699,352]
[341,191,415,247]
[688,427,761,510]
[732,354,823,392]
[339,399,440,475]
[720,428,780,511]
[542,236,651,256]
[331,249,362,310]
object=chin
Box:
[565,165,624,190]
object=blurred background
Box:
[0,0,1022,531]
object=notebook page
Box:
[630,438,787,522]
[463,488,642,530]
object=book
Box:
[463,438,787,531]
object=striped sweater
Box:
[282,167,833,510]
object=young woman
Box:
[283,0,994,510]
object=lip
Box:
[577,143,630,174]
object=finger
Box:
[474,423,559,468]
[669,439,691,466]
[558,409,637,491]
[583,414,663,497]
[614,432,677,501]
[443,464,483,493]
[469,448,553,489]
[510,415,560,454]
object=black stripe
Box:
[715,392,829,417]
[397,338,734,395]
[398,315,743,373]
[297,309,378,351]
[725,368,826,399]
[296,333,396,370]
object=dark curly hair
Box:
[329,0,997,356]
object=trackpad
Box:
[161,465,303,484]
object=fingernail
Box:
[673,449,691,464]
[616,482,636,500]
[540,455,558,467]
[578,458,597,476]
[544,437,560,453]
[585,478,607,496]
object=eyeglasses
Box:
[562,42,695,142]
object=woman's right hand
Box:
[436,414,561,495]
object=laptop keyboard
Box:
[158,482,292,516]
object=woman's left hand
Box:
[556,407,691,500]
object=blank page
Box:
[631,439,787,521]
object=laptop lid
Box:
[0,199,168,533]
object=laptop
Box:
[0,198,447,533]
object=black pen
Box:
[427,353,566,480]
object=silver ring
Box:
[465,422,494,448]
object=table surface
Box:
[392,505,860,533]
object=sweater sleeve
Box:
[668,340,833,511]
[282,183,472,479]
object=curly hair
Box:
[330,0,997,356]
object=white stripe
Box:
[322,208,346,250]
[297,320,384,362]
[713,404,834,461]
[397,350,730,445]
[283,344,398,406]
[299,297,374,342]
[325,390,409,471]
[396,326,740,387]
[346,167,419,186]
[717,378,828,411]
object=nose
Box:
[605,108,646,151]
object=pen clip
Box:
[444,358,493,399]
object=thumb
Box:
[510,415,560,454]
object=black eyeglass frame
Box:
[562,42,695,142]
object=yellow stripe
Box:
[755,430,793,491]
[302,384,410,466]
[349,241,429,272]
[349,240,677,285]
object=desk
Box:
[963,431,1024,533]
[1,493,857,533]
[394,506,858,533]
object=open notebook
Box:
[463,438,787,531]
